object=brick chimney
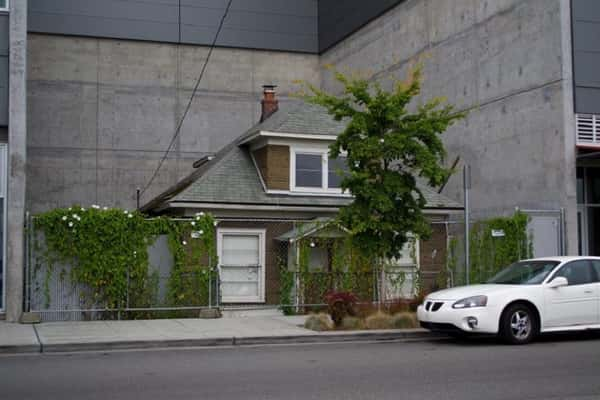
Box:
[260,85,279,122]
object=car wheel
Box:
[499,303,538,345]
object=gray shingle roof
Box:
[237,101,348,143]
[143,101,463,212]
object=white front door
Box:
[544,260,598,328]
[217,229,265,303]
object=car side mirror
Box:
[548,276,569,289]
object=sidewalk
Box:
[0,316,437,354]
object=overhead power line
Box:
[139,0,234,199]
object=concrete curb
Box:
[0,344,42,354]
[18,330,443,354]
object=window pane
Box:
[586,167,600,204]
[0,198,3,309]
[0,1,6,10]
[577,167,584,204]
[296,154,322,188]
[555,261,594,285]
[588,207,600,256]
[328,157,348,189]
[221,235,259,266]
[592,261,600,282]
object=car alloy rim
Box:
[510,310,531,340]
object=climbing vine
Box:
[34,206,217,317]
[446,211,534,286]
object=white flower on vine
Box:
[92,204,100,209]
[123,210,129,214]
[75,216,81,221]
[68,222,74,228]
[81,207,86,211]
[103,207,109,211]
[72,214,78,218]
[128,213,133,218]
[191,221,196,226]
[213,221,218,227]
[182,240,187,246]
[379,138,385,144]
[199,230,204,235]
[62,216,68,221]
[68,207,72,211]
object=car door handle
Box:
[584,290,594,294]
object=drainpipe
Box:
[464,165,471,285]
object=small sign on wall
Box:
[491,229,505,238]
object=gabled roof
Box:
[142,102,463,213]
[237,101,348,144]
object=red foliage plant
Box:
[324,291,358,327]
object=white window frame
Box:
[217,228,266,303]
[290,146,345,194]
[0,1,8,12]
[0,144,6,311]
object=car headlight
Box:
[452,295,488,309]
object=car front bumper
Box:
[417,301,500,334]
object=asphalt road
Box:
[2,334,600,400]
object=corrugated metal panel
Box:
[572,0,600,114]
[0,14,7,127]
[28,0,318,53]
[318,0,403,52]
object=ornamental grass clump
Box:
[364,311,394,330]
[340,316,364,330]
[392,312,419,329]
[304,313,334,331]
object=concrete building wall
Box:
[6,0,28,321]
[26,34,320,213]
[28,0,319,53]
[572,0,600,114]
[320,0,578,253]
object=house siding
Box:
[252,145,290,191]
[419,223,447,294]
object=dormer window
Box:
[290,147,348,194]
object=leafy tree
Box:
[301,66,465,261]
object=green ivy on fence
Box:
[33,206,217,317]
[447,211,534,286]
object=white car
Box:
[418,257,600,344]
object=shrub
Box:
[304,313,333,331]
[341,316,364,330]
[391,312,418,329]
[364,311,394,330]
[324,291,358,327]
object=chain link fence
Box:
[25,216,447,321]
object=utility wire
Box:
[140,0,234,199]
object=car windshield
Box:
[486,261,561,285]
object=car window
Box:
[592,261,600,282]
[553,260,594,286]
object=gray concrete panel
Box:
[321,0,577,252]
[26,34,319,213]
[6,0,28,322]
